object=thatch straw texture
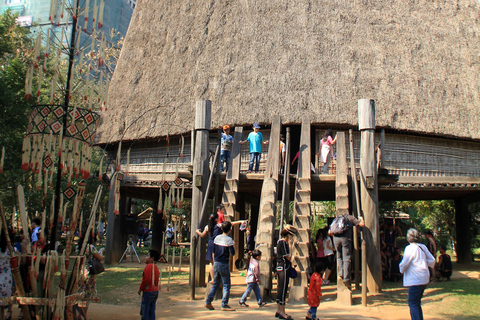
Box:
[96,0,480,144]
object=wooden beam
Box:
[190,100,211,292]
[358,99,382,294]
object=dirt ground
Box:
[83,260,480,320]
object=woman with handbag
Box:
[275,225,297,320]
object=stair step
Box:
[293,216,310,229]
[296,178,311,190]
[294,202,311,216]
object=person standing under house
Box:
[435,245,452,281]
[239,123,269,173]
[317,129,337,174]
[166,223,175,245]
[400,228,435,320]
[138,249,160,320]
[424,230,437,281]
[317,227,335,285]
[332,214,364,288]
[221,125,234,173]
[205,221,236,311]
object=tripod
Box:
[119,234,141,264]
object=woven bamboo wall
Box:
[110,130,480,179]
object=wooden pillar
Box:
[233,194,246,269]
[105,173,125,264]
[190,100,211,288]
[358,99,381,294]
[151,193,165,255]
[454,197,472,264]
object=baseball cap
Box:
[253,123,261,129]
[223,125,230,130]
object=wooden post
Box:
[358,99,382,294]
[454,197,472,264]
[349,130,360,291]
[105,173,124,264]
[190,100,211,291]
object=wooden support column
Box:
[358,99,381,294]
[233,194,246,269]
[335,132,352,305]
[190,100,211,288]
[454,197,472,264]
[105,173,125,264]
[151,194,165,255]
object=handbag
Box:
[88,246,105,275]
[289,266,298,279]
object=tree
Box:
[0,10,35,214]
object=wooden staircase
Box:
[335,132,353,305]
[255,116,282,296]
[222,127,243,219]
[290,120,312,302]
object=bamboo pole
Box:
[0,201,32,320]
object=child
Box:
[307,262,324,320]
[205,221,236,311]
[138,249,160,320]
[239,249,267,308]
[221,124,234,172]
[240,122,268,173]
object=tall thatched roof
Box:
[95,0,480,145]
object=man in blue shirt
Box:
[240,123,269,173]
[205,221,236,311]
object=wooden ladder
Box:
[290,119,312,302]
[335,132,352,305]
[256,116,282,296]
[222,127,243,220]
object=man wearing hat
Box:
[221,125,234,172]
[240,123,269,173]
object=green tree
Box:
[0,10,35,214]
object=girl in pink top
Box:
[317,129,337,174]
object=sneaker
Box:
[258,301,267,307]
[205,303,214,310]
[247,171,252,173]
[221,305,236,311]
[238,301,249,307]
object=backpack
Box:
[330,214,350,235]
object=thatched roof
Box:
[95,0,480,145]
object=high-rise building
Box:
[0,0,134,39]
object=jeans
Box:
[141,291,158,320]
[408,284,427,320]
[308,306,318,319]
[249,152,261,172]
[240,282,262,304]
[220,150,231,172]
[206,262,231,307]
[333,236,352,281]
